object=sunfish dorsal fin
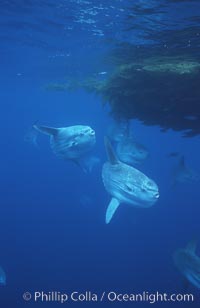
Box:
[106,198,120,224]
[186,239,197,254]
[104,136,119,165]
[33,125,59,136]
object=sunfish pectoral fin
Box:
[104,136,119,165]
[106,198,120,224]
[33,125,59,136]
[186,239,197,254]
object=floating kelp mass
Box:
[46,55,200,137]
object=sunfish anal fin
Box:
[104,137,119,165]
[106,198,120,224]
[33,125,59,136]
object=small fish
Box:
[33,124,98,172]
[116,138,149,166]
[98,71,107,75]
[173,240,200,289]
[0,267,6,286]
[102,137,159,224]
[173,156,200,184]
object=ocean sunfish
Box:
[102,137,159,223]
[0,267,6,286]
[107,119,130,143]
[33,124,98,172]
[173,240,200,289]
[116,137,149,166]
[173,156,200,184]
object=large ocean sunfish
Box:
[107,119,130,143]
[173,156,200,185]
[173,240,200,289]
[116,137,149,166]
[108,119,148,166]
[33,124,99,172]
[102,137,159,223]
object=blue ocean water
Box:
[1,1,200,307]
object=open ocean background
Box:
[0,0,200,307]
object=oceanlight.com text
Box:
[22,290,195,304]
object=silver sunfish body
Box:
[173,240,200,289]
[34,124,98,172]
[102,137,159,223]
[116,137,149,166]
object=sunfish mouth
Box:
[154,193,159,199]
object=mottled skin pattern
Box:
[50,126,96,159]
[102,137,159,223]
[102,160,159,208]
[34,124,97,172]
